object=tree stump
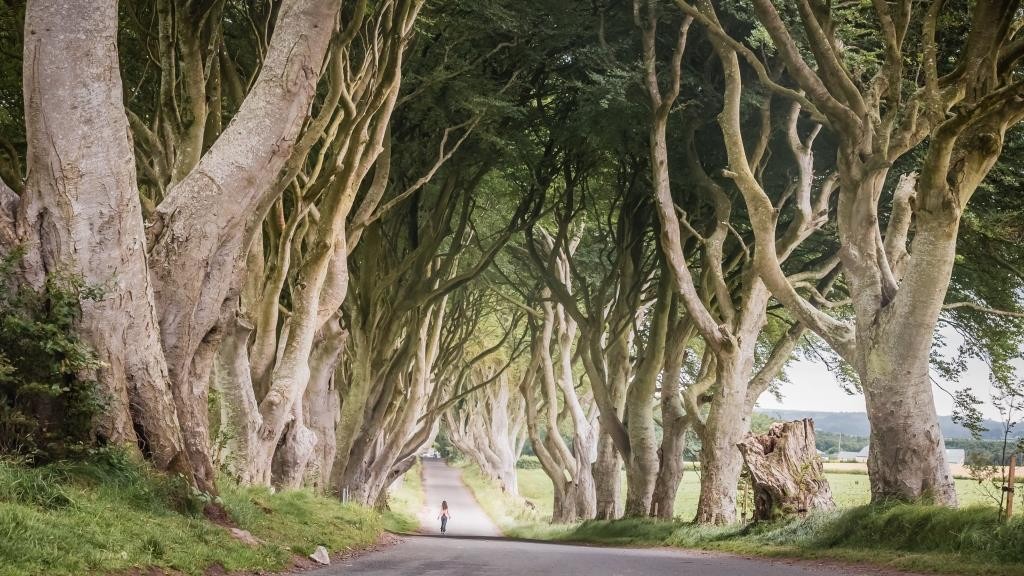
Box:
[737,419,835,521]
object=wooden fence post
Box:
[1005,455,1016,521]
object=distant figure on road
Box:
[438,500,450,534]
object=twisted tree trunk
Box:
[17,0,188,475]
[623,274,672,518]
[693,356,750,525]
[650,318,693,519]
[147,0,342,491]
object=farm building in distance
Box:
[830,446,966,465]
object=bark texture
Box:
[147,0,343,491]
[737,419,835,521]
[677,0,1024,507]
[446,369,525,495]
[18,0,187,473]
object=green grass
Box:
[457,461,542,532]
[504,505,1024,575]
[467,461,1024,576]
[515,466,1004,522]
[0,450,385,576]
[384,459,425,532]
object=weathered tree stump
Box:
[737,419,835,521]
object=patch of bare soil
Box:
[203,502,235,527]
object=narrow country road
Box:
[309,460,909,576]
[413,458,502,537]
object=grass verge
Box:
[508,506,1024,576]
[456,461,542,531]
[465,462,1024,576]
[0,450,384,576]
[383,458,425,532]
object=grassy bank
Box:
[0,451,385,576]
[384,459,425,532]
[457,461,543,531]
[508,505,1024,576]
[463,461,1024,575]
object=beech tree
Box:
[635,0,836,523]
[676,0,1024,505]
[212,0,428,488]
[5,0,1024,531]
[515,288,602,523]
[445,360,527,495]
[2,0,349,494]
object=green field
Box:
[516,467,1004,521]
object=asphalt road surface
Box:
[310,460,909,576]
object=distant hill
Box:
[755,408,1018,441]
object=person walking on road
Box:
[438,500,450,534]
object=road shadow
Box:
[385,531,628,549]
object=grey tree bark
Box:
[623,273,672,517]
[445,368,525,495]
[650,317,695,519]
[677,0,1024,506]
[147,0,344,491]
[16,0,188,476]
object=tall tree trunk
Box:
[571,434,598,519]
[694,358,749,524]
[852,212,960,505]
[593,432,621,520]
[651,319,692,519]
[550,482,574,524]
[302,323,345,492]
[18,0,188,475]
[271,402,318,489]
[623,276,671,518]
[213,314,260,481]
[685,0,1018,509]
[147,0,343,490]
[651,429,688,519]
[862,344,956,504]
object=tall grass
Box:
[383,459,425,532]
[506,506,1024,576]
[457,461,543,531]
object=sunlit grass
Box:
[457,461,543,532]
[383,459,425,532]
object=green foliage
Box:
[795,504,1024,563]
[815,431,869,455]
[516,455,543,470]
[0,2,24,183]
[0,450,384,576]
[433,427,459,460]
[0,253,103,462]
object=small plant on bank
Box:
[0,250,103,463]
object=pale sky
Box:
[757,328,1016,421]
